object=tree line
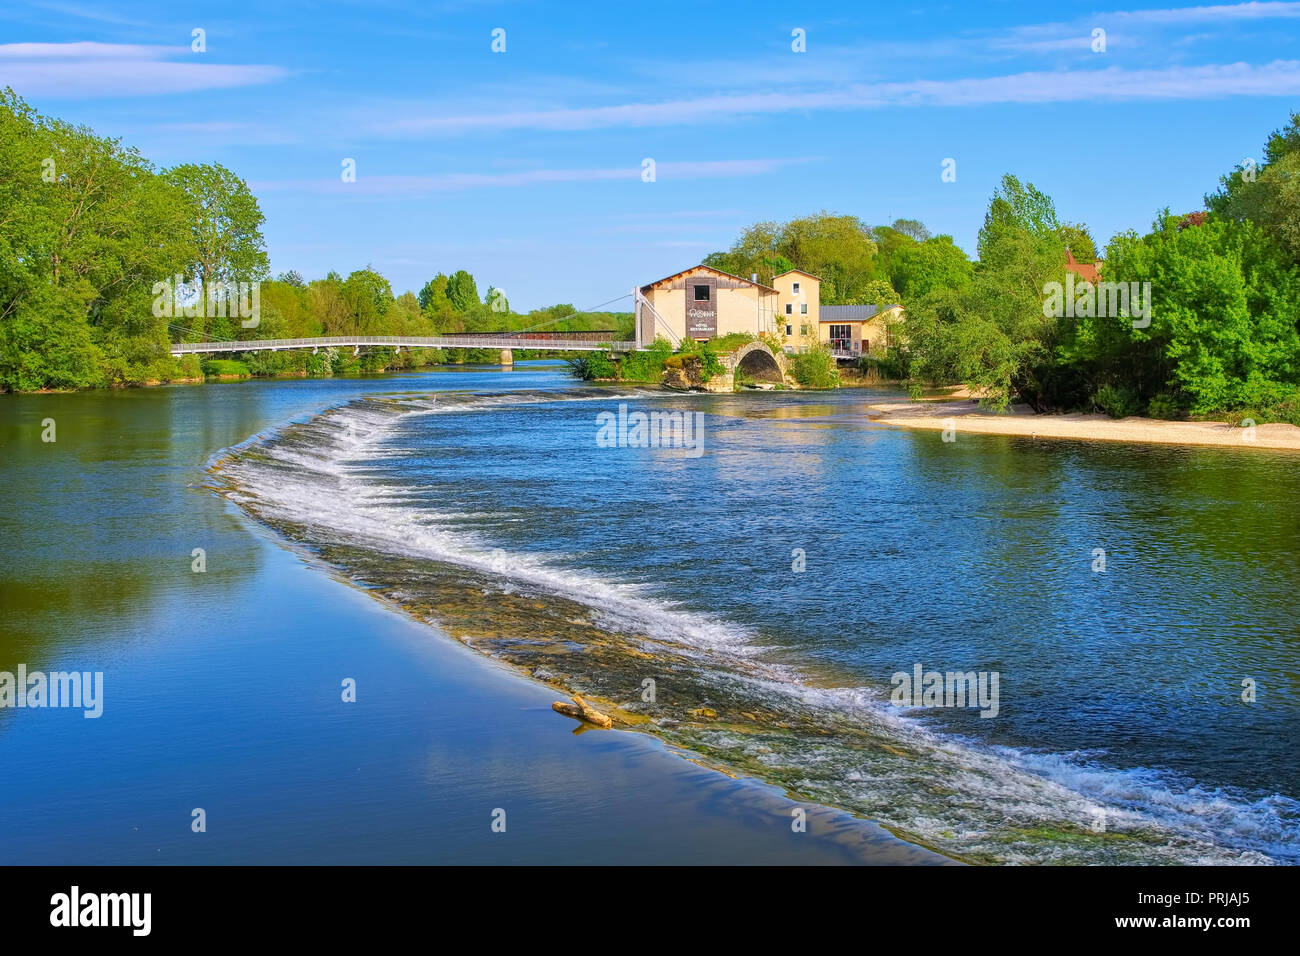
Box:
[0,89,627,391]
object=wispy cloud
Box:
[990,2,1300,54]
[252,158,810,196]
[0,41,289,97]
[1109,0,1300,23]
[624,2,1300,87]
[0,41,171,59]
[376,60,1300,136]
[27,1,157,29]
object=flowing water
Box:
[211,368,1300,864]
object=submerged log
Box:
[552,695,613,729]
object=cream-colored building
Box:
[771,269,820,349]
[634,264,901,356]
[635,265,778,346]
[819,304,903,357]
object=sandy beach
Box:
[867,399,1300,451]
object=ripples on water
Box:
[213,386,1300,864]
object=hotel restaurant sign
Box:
[686,277,717,338]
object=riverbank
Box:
[868,399,1300,450]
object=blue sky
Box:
[2,1,1298,311]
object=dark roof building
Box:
[819,304,901,322]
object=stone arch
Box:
[730,341,785,383]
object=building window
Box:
[693,284,710,301]
[800,324,809,336]
[793,282,801,294]
[785,324,793,336]
[829,324,852,351]
[785,304,793,315]
[800,303,808,314]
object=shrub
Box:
[1263,392,1300,425]
[712,331,756,353]
[568,351,618,380]
[306,350,331,376]
[359,348,394,373]
[861,347,908,380]
[759,330,786,355]
[201,359,251,380]
[1146,392,1187,420]
[1224,390,1300,426]
[676,338,725,382]
[1091,383,1141,418]
[616,337,673,381]
[790,344,840,388]
[330,350,361,375]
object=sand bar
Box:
[867,399,1300,451]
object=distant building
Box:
[1065,249,1101,285]
[634,264,902,356]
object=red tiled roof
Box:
[1065,249,1101,284]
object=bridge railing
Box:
[170,335,637,354]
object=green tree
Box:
[1065,211,1300,416]
[1059,223,1098,263]
[307,274,351,335]
[858,279,901,305]
[778,212,877,303]
[445,270,479,311]
[165,163,267,277]
[341,268,394,334]
[888,218,931,242]
[888,235,973,299]
[904,175,1069,410]
[1208,111,1300,264]
[418,273,449,311]
[0,88,195,389]
[163,163,268,343]
[484,285,509,313]
[703,212,877,296]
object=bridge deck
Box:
[170,335,639,356]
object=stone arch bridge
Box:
[717,341,787,388]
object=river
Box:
[2,362,1296,864]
